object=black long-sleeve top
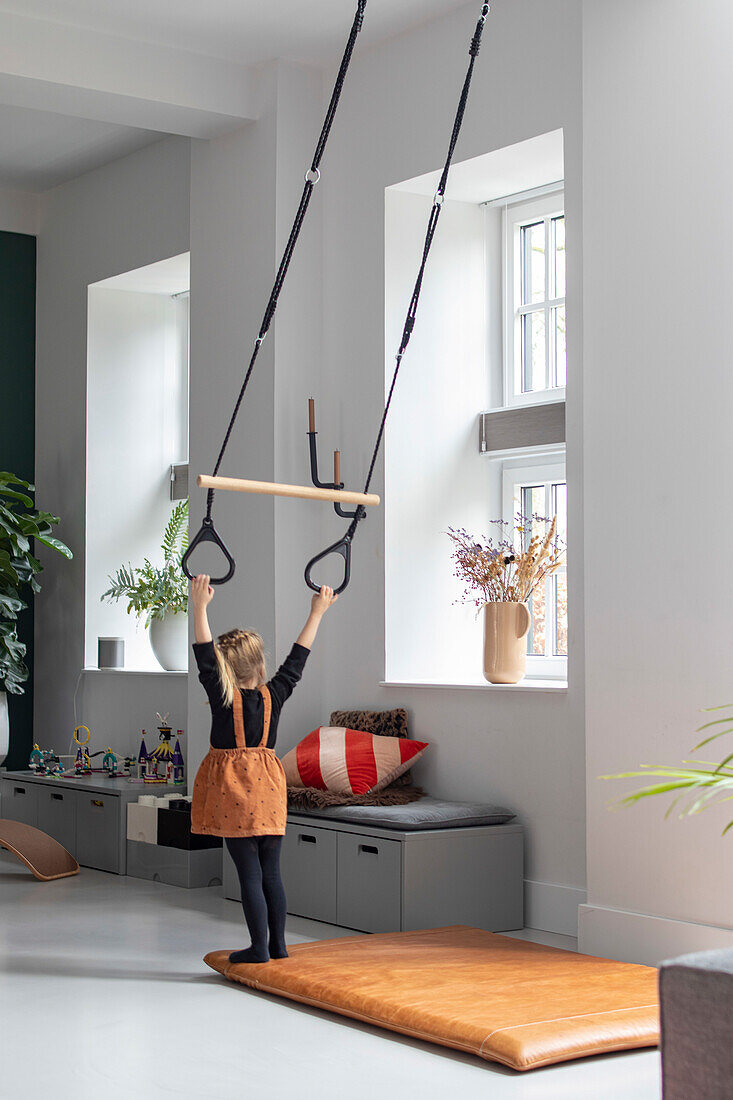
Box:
[193,640,309,750]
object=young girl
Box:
[190,573,337,963]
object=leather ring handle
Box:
[182,517,236,586]
[304,534,352,595]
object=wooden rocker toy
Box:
[0,818,79,881]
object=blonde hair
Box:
[214,629,266,707]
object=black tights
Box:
[225,836,288,964]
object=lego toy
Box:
[136,733,149,780]
[73,726,92,775]
[144,715,173,783]
[102,747,120,776]
[28,744,65,776]
[171,732,185,785]
[29,744,44,771]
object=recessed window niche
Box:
[85,253,189,671]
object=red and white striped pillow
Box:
[283,727,428,796]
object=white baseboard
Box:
[578,903,733,966]
[524,880,586,937]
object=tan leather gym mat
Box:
[0,818,79,881]
[205,925,659,1072]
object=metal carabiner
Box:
[304,530,354,596]
[181,517,236,586]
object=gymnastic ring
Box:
[182,517,236,586]
[304,533,352,596]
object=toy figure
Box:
[102,747,119,776]
[73,726,92,775]
[171,733,185,785]
[137,733,149,780]
[146,719,173,783]
[29,744,44,771]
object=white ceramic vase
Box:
[0,690,8,766]
[148,612,188,672]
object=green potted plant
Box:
[0,471,72,764]
[603,705,733,835]
[101,500,189,671]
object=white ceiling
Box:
[0,103,163,191]
[0,0,476,193]
[0,0,472,65]
[391,130,565,204]
[92,252,190,295]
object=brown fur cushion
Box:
[286,707,424,810]
[329,708,412,787]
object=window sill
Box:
[379,679,567,693]
[83,667,188,677]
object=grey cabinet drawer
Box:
[1,778,39,827]
[282,824,337,924]
[75,792,120,873]
[37,786,76,856]
[336,833,401,933]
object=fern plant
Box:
[101,501,189,626]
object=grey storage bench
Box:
[223,797,524,934]
[1,771,180,875]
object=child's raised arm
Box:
[191,574,214,644]
[296,585,338,651]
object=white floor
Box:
[0,851,661,1100]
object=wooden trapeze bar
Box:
[197,474,380,508]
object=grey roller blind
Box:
[479,401,565,454]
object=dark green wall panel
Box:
[0,231,36,770]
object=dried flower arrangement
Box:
[447,516,565,607]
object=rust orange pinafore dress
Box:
[191,684,287,837]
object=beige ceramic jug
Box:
[482,602,531,684]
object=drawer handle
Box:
[359,844,379,855]
[51,793,64,801]
[91,799,104,808]
[299,834,317,844]
[14,787,26,795]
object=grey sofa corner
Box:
[660,947,733,1100]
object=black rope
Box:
[205,0,368,520]
[359,1,490,504]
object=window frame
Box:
[502,191,566,408]
[500,453,567,681]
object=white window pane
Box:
[521,309,546,392]
[552,482,568,657]
[553,216,565,298]
[554,304,566,388]
[554,572,568,656]
[521,221,545,305]
[520,485,547,656]
[553,482,567,543]
[528,583,547,656]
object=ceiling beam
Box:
[0,11,259,138]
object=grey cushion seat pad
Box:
[287,796,515,830]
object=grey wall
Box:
[315,0,585,919]
[33,6,585,930]
[580,0,733,960]
[187,61,327,777]
[34,137,190,752]
[188,3,586,924]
